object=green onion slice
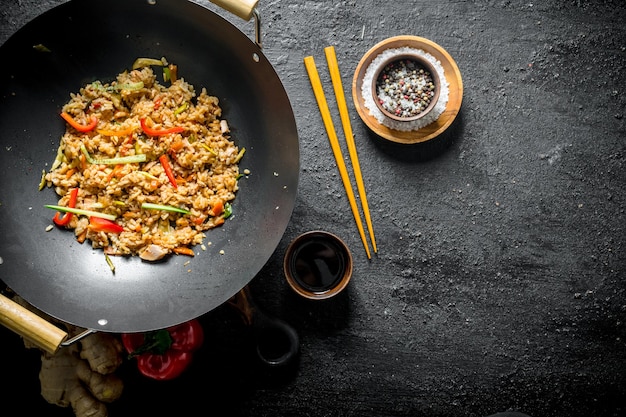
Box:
[174,102,188,115]
[105,254,116,273]
[234,147,246,163]
[163,66,171,82]
[138,171,159,181]
[51,144,64,170]
[200,143,217,156]
[222,202,233,219]
[33,44,52,53]
[132,57,166,69]
[81,144,146,165]
[141,203,190,215]
[44,205,117,221]
[38,170,47,191]
[106,81,144,92]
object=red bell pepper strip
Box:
[88,216,124,234]
[159,154,178,189]
[140,118,184,136]
[60,112,98,132]
[52,188,79,226]
[121,319,204,381]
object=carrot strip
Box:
[192,216,206,225]
[170,139,184,152]
[97,126,135,136]
[106,164,124,182]
[65,168,76,179]
[61,112,98,132]
[76,230,88,243]
[210,201,224,217]
[173,247,195,256]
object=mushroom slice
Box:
[139,244,169,261]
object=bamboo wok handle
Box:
[210,0,259,21]
[0,293,67,355]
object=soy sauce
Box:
[288,237,346,293]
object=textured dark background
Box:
[1,1,625,416]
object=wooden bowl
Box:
[283,231,353,300]
[352,36,463,144]
[371,52,441,122]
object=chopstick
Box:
[324,46,377,254]
[303,55,372,260]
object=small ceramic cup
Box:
[283,231,353,300]
[371,52,441,122]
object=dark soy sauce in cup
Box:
[289,237,346,293]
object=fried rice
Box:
[44,63,242,261]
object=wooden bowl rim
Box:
[352,35,463,144]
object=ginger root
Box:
[79,332,124,375]
[39,340,124,417]
[14,296,125,417]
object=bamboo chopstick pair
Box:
[304,46,377,259]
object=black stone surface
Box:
[1,1,625,416]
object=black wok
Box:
[0,0,299,342]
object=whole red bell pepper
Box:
[121,319,204,381]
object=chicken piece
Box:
[139,244,169,261]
